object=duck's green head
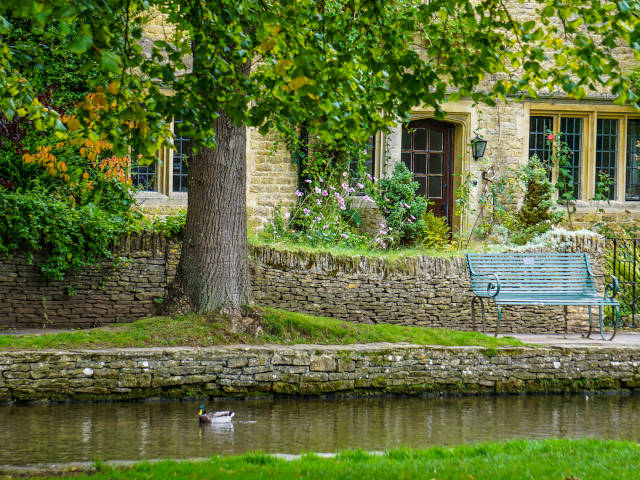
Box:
[199,404,205,415]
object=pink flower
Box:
[316,199,321,205]
[304,179,312,183]
[323,224,329,230]
[547,134,555,141]
[366,173,373,180]
[341,233,349,239]
[315,186,321,194]
[329,186,336,191]
[357,183,364,189]
[322,190,328,197]
[342,182,349,190]
[409,214,416,221]
[303,208,310,215]
[295,190,304,197]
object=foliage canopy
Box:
[1,0,639,155]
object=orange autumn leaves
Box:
[20,89,149,205]
[22,138,131,205]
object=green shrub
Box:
[375,162,430,247]
[152,210,187,238]
[506,156,563,245]
[0,190,136,279]
[419,210,451,249]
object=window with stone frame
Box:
[129,120,192,196]
[529,110,640,202]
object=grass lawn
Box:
[0,307,522,350]
[42,439,640,480]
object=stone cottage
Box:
[135,2,640,234]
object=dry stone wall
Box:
[1,344,639,404]
[1,233,606,333]
[0,233,180,329]
[251,236,607,335]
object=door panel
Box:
[401,119,454,226]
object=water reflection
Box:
[0,394,638,465]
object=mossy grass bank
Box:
[0,308,522,350]
[249,234,506,260]
[39,439,640,480]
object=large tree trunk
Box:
[173,109,252,315]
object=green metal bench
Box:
[466,253,620,340]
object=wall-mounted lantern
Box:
[471,135,487,160]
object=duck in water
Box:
[198,405,235,423]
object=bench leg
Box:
[495,305,502,337]
[471,297,486,334]
[599,306,605,341]
[480,298,487,334]
[471,297,477,332]
[608,305,619,341]
[587,305,593,339]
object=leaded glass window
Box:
[596,118,619,200]
[559,117,583,199]
[626,119,640,201]
[131,155,156,191]
[528,116,553,165]
[173,120,191,193]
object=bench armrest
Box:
[591,273,620,299]
[469,272,501,298]
[605,275,620,299]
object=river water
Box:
[1,394,639,465]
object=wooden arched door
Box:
[401,119,454,226]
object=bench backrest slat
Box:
[466,253,597,297]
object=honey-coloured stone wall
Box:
[1,344,639,404]
[0,233,605,333]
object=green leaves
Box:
[100,50,121,74]
[69,25,93,54]
[1,0,639,158]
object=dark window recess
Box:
[626,119,640,201]
[348,135,375,193]
[528,116,554,166]
[559,117,583,200]
[173,120,191,193]
[131,155,157,191]
[596,118,619,200]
